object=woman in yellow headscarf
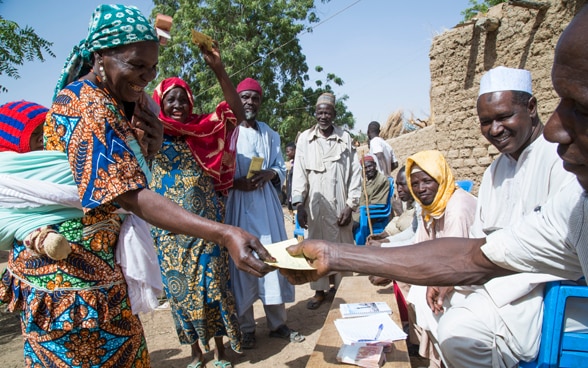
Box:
[405,150,477,368]
[406,150,476,242]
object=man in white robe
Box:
[292,92,361,310]
[429,67,576,367]
[226,78,304,349]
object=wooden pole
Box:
[360,152,373,237]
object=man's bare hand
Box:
[279,239,332,284]
[297,205,308,228]
[426,286,454,315]
[337,205,353,227]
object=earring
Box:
[98,59,107,82]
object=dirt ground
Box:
[0,209,426,368]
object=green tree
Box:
[151,0,354,145]
[461,0,508,22]
[0,6,55,93]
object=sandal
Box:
[306,294,325,310]
[269,325,306,343]
[187,361,205,368]
[212,360,232,368]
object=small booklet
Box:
[246,156,264,179]
[336,343,386,368]
[340,302,392,318]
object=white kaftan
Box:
[226,122,294,315]
[291,124,361,290]
[438,136,576,367]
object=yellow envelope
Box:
[264,238,315,270]
[191,29,213,51]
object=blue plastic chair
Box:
[520,279,588,367]
[456,179,474,193]
[353,177,395,246]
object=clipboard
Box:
[247,157,264,179]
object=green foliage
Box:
[151,0,354,145]
[0,13,55,93]
[461,0,507,22]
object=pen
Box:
[358,323,384,342]
[374,323,383,340]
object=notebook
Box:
[340,302,392,318]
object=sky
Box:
[1,0,471,134]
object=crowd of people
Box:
[1,3,588,368]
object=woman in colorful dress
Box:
[150,61,244,367]
[0,5,272,367]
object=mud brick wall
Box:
[379,0,586,194]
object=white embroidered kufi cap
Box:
[478,66,532,96]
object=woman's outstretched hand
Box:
[221,225,276,277]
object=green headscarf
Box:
[54,4,158,99]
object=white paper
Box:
[334,314,407,344]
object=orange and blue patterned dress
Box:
[0,80,150,367]
[149,108,241,352]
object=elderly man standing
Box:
[429,67,576,367]
[292,92,361,310]
[226,78,304,349]
[367,121,398,176]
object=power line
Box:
[194,0,363,98]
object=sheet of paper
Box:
[263,238,315,270]
[334,313,407,344]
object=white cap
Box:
[478,66,532,97]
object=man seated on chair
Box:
[352,155,390,232]
[428,66,578,367]
[403,150,477,368]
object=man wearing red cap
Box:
[225,78,305,349]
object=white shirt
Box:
[369,136,396,177]
[463,136,575,356]
[482,179,586,282]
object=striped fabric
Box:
[0,100,48,153]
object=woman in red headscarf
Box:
[149,42,245,368]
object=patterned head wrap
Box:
[0,101,48,153]
[153,77,239,193]
[406,150,456,222]
[54,4,158,98]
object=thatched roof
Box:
[380,109,430,140]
